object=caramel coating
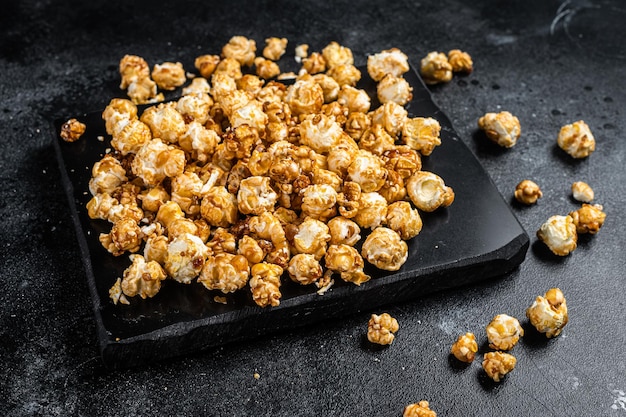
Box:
[486,314,524,351]
[557,120,595,158]
[262,37,288,61]
[222,36,257,67]
[367,48,410,82]
[151,61,186,91]
[120,254,167,300]
[325,244,370,285]
[401,117,441,156]
[450,332,478,363]
[367,313,399,345]
[571,181,594,203]
[569,203,606,234]
[447,49,473,73]
[60,118,86,142]
[478,111,521,148]
[406,171,454,212]
[526,288,568,338]
[482,351,517,382]
[514,180,543,205]
[199,252,250,293]
[361,227,408,271]
[537,215,578,256]
[419,51,452,85]
[164,233,209,284]
[403,401,437,417]
[287,253,323,285]
[194,54,220,78]
[249,262,283,307]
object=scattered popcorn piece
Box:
[419,51,452,85]
[514,180,543,205]
[327,216,361,246]
[353,191,388,230]
[164,233,209,284]
[119,254,167,300]
[486,314,524,351]
[376,74,413,106]
[127,76,161,104]
[361,227,408,271]
[295,44,309,63]
[194,54,221,78]
[401,117,442,156]
[325,244,370,285]
[367,313,399,345]
[88,154,127,196]
[482,351,516,382]
[557,120,596,158]
[571,181,594,203]
[406,171,454,212]
[254,57,281,79]
[569,203,606,234]
[478,111,521,148]
[99,217,143,256]
[447,49,473,73]
[198,252,250,293]
[60,118,86,142]
[263,37,288,61]
[222,35,257,67]
[151,61,186,91]
[119,54,150,90]
[537,214,578,256]
[385,201,422,240]
[301,52,326,74]
[526,288,569,338]
[450,332,478,363]
[287,253,323,285]
[109,277,129,305]
[367,48,410,82]
[403,401,437,417]
[321,41,354,69]
[249,262,283,307]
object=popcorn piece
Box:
[482,351,517,382]
[486,314,524,351]
[151,61,186,91]
[301,52,326,74]
[557,120,596,158]
[337,86,371,114]
[478,111,521,148]
[361,227,408,271]
[199,253,250,293]
[249,262,283,307]
[420,51,452,85]
[401,117,442,156]
[60,118,86,142]
[371,101,408,137]
[514,180,543,205]
[179,121,220,163]
[299,113,344,154]
[312,73,340,103]
[143,232,168,265]
[119,54,150,90]
[285,78,324,116]
[176,92,213,125]
[367,48,410,82]
[325,244,370,285]
[237,176,278,215]
[403,401,437,417]
[200,186,239,227]
[300,184,338,222]
[237,235,265,265]
[337,181,361,218]
[131,138,186,187]
[406,171,454,212]
[450,332,478,363]
[377,74,413,106]
[295,44,309,62]
[526,288,569,338]
[102,98,138,136]
[537,214,578,256]
[206,227,237,254]
[111,118,152,156]
[222,36,257,67]
[194,54,221,78]
[354,191,388,229]
[385,201,423,240]
[99,217,142,256]
[291,217,331,260]
[109,278,129,305]
[571,181,594,203]
[170,170,204,216]
[367,313,399,345]
[140,102,186,144]
[359,124,396,156]
[326,64,361,87]
[263,37,287,61]
[569,203,606,234]
[381,146,422,179]
[127,76,162,105]
[140,185,170,213]
[327,216,361,246]
[254,57,281,79]
[321,41,354,69]
[215,57,243,80]
[287,253,323,285]
[119,254,167,300]
[89,154,127,196]
[447,49,473,73]
[347,150,387,193]
[248,212,290,268]
[164,232,209,284]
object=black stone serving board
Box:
[53,66,529,370]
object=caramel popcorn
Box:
[401,117,441,156]
[60,118,86,142]
[478,111,521,148]
[354,192,388,229]
[557,120,595,158]
[291,217,331,260]
[301,52,326,74]
[131,138,185,186]
[403,401,437,417]
[371,101,408,137]
[367,312,399,345]
[151,61,186,91]
[569,203,606,234]
[287,253,323,285]
[361,227,408,271]
[300,184,338,222]
[164,233,209,284]
[127,75,161,104]
[327,216,361,246]
[377,74,413,106]
[321,41,354,69]
[367,48,410,82]
[482,351,517,382]
[119,54,150,90]
[337,85,371,114]
[254,57,281,79]
[537,214,578,256]
[450,332,478,363]
[406,171,454,212]
[99,217,143,256]
[140,102,186,144]
[249,262,283,307]
[326,63,361,87]
[222,36,257,67]
[89,154,128,196]
[325,244,370,285]
[198,252,250,293]
[118,254,167,301]
[237,176,278,215]
[514,180,543,205]
[447,49,473,73]
[285,78,324,116]
[194,54,220,78]
[486,314,524,351]
[419,51,452,85]
[526,288,568,338]
[385,201,423,240]
[347,150,387,193]
[571,181,594,203]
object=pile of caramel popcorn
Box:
[72,36,457,307]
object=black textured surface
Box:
[2,0,625,415]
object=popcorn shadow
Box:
[447,353,472,373]
[530,239,570,264]
[359,334,392,353]
[471,130,510,158]
[519,321,552,352]
[551,144,591,168]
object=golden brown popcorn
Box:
[371,101,408,137]
[526,288,569,338]
[102,98,138,136]
[291,217,331,260]
[164,232,209,284]
[200,186,238,227]
[170,171,204,216]
[381,147,421,180]
[287,253,323,285]
[140,186,170,213]
[514,180,543,205]
[420,51,452,85]
[311,73,340,103]
[156,200,185,229]
[482,351,517,382]
[127,76,162,105]
[537,214,578,256]
[237,176,278,215]
[206,227,237,254]
[401,117,442,156]
[299,113,344,154]
[222,35,257,67]
[236,74,265,96]
[478,111,521,148]
[199,252,250,293]
[403,401,437,417]
[110,118,152,156]
[237,235,265,265]
[326,64,361,87]
[344,112,372,141]
[354,191,388,229]
[86,192,119,222]
[571,181,594,203]
[301,51,326,74]
[210,72,238,102]
[450,332,478,363]
[176,92,213,124]
[300,184,338,222]
[151,61,186,91]
[119,54,150,89]
[447,49,473,73]
[337,86,371,115]
[361,227,408,271]
[88,154,127,196]
[386,201,423,240]
[325,244,370,285]
[215,57,243,80]
[108,278,128,305]
[376,74,413,106]
[569,203,606,234]
[60,118,86,142]
[249,262,283,307]
[295,44,309,62]
[321,41,354,69]
[367,48,410,82]
[337,181,361,218]
[557,120,596,159]
[346,149,387,193]
[285,78,324,116]
[359,124,396,156]
[182,77,212,96]
[378,169,407,203]
[406,171,454,212]
[328,216,361,246]
[131,138,186,187]
[486,314,524,351]
[263,37,288,61]
[248,212,290,268]
[367,312,399,345]
[194,54,221,78]
[143,232,168,265]
[99,217,143,256]
[178,121,220,163]
[140,102,186,144]
[254,57,281,79]
[119,254,167,301]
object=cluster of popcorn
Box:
[81,37,456,307]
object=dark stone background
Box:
[1,0,624,415]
